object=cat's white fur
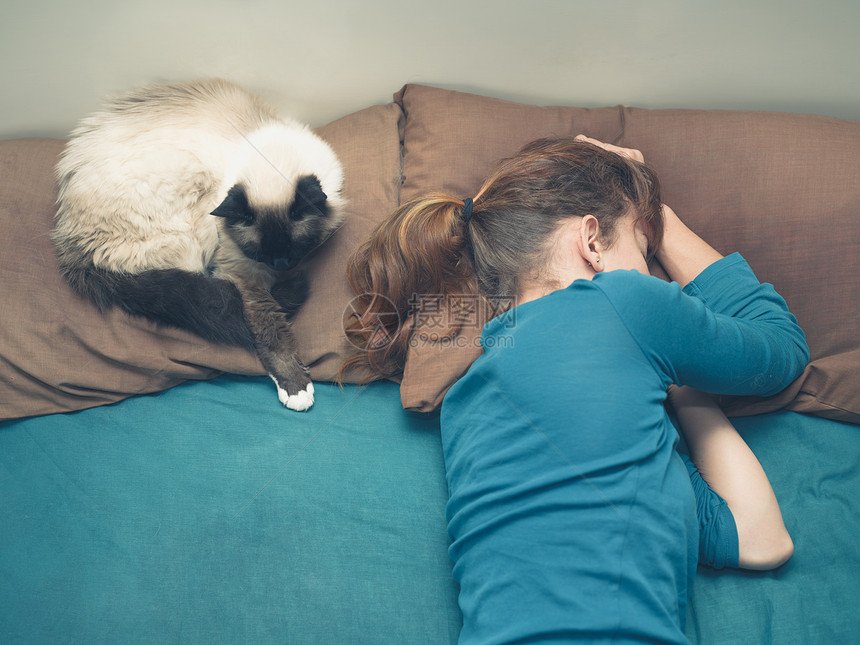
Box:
[55,80,344,282]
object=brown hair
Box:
[341,137,663,380]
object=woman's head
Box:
[470,137,663,297]
[343,136,663,378]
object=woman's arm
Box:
[577,135,809,395]
[669,386,794,570]
[656,204,724,288]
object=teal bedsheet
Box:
[1,376,857,644]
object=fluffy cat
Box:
[52,79,346,411]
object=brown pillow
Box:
[395,84,860,425]
[0,102,403,420]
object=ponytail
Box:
[341,193,479,380]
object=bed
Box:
[2,84,859,644]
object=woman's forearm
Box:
[669,386,794,570]
[656,205,724,288]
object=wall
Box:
[1,0,857,138]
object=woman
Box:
[344,136,808,644]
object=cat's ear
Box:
[211,185,254,225]
[289,175,328,220]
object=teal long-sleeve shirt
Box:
[440,253,809,645]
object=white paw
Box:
[270,377,314,411]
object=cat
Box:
[52,79,346,411]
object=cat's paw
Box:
[270,377,314,411]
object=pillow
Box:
[395,84,860,424]
[0,102,403,420]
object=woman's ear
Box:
[579,214,604,272]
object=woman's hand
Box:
[574,134,645,163]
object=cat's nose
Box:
[271,257,291,271]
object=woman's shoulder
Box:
[589,268,683,303]
[591,254,750,304]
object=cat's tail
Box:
[62,264,257,349]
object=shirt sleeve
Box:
[595,253,810,396]
[680,452,740,569]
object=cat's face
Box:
[211,176,341,271]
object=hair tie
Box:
[462,198,474,223]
